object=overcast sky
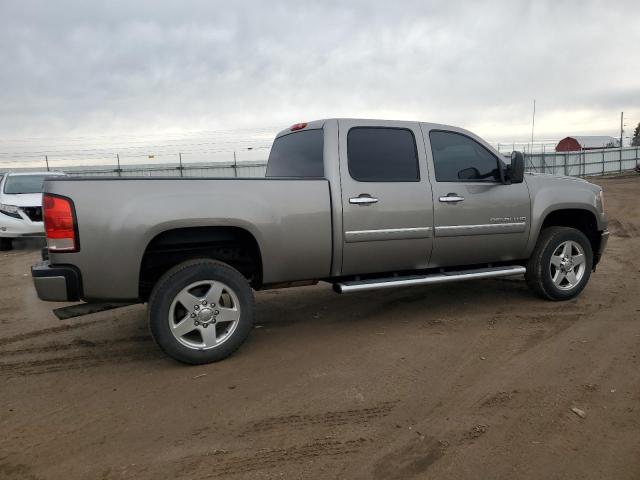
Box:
[1,0,638,167]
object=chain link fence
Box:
[5,147,639,179]
[524,147,640,176]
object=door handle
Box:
[439,193,465,203]
[349,195,379,205]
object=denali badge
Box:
[490,216,527,223]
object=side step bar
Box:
[53,302,136,320]
[333,265,526,294]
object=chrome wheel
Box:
[549,240,586,291]
[168,280,241,350]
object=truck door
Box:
[423,127,531,267]
[338,120,434,275]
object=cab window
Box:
[266,129,324,177]
[347,127,419,182]
[430,131,501,182]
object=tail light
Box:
[290,122,308,131]
[43,194,79,252]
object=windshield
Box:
[3,175,53,194]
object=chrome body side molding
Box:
[435,222,526,237]
[344,226,433,243]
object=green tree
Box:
[632,122,640,147]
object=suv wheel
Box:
[526,226,593,301]
[148,259,254,364]
[0,238,12,251]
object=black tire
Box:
[525,226,593,301]
[148,259,254,364]
[0,238,12,251]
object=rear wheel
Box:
[148,259,254,364]
[526,227,593,300]
[0,238,12,251]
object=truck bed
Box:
[44,177,333,300]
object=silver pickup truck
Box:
[32,119,608,364]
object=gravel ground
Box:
[1,175,639,480]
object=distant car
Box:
[0,171,66,251]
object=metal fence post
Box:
[116,154,121,177]
[178,152,184,177]
[564,153,568,176]
[45,155,50,172]
[602,149,605,175]
[619,148,623,173]
[233,151,238,177]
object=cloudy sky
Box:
[1,0,638,167]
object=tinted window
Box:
[430,131,500,182]
[3,174,53,194]
[348,128,419,182]
[266,129,324,177]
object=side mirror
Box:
[458,167,481,180]
[506,151,525,184]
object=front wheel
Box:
[148,259,254,364]
[526,227,593,301]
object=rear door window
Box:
[266,129,324,177]
[347,127,419,182]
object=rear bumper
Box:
[594,229,609,267]
[31,261,82,302]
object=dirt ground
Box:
[1,175,639,480]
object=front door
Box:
[423,127,531,267]
[339,120,434,275]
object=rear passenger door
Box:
[338,120,434,275]
[423,127,531,267]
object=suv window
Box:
[347,127,419,182]
[266,129,324,177]
[3,174,53,194]
[429,131,500,182]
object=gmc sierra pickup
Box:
[32,119,608,364]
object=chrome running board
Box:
[333,265,526,294]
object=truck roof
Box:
[274,118,468,139]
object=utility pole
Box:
[178,152,183,177]
[45,155,50,172]
[620,112,624,148]
[116,153,121,177]
[531,99,536,152]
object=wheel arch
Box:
[530,208,602,267]
[138,225,263,301]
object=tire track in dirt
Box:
[0,334,151,357]
[155,402,398,479]
[177,438,372,478]
[0,318,108,348]
[240,401,398,437]
[607,218,640,238]
[0,349,158,376]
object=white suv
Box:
[0,171,66,250]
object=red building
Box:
[555,136,620,152]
